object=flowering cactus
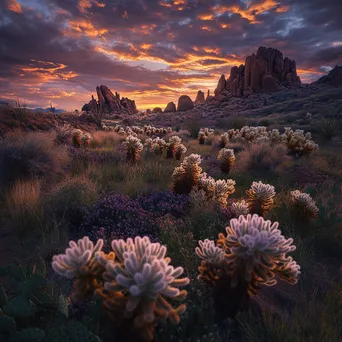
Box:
[123,135,144,162]
[246,181,276,216]
[195,214,300,317]
[96,236,190,341]
[290,190,319,219]
[217,148,235,174]
[231,200,250,217]
[172,154,202,194]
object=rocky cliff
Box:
[313,65,342,86]
[83,85,138,115]
[214,46,302,98]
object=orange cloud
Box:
[78,0,105,14]
[66,20,108,37]
[7,0,22,14]
[198,14,214,20]
[213,0,289,24]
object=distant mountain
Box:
[33,107,66,114]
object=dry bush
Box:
[236,143,291,174]
[91,131,124,148]
[0,131,69,191]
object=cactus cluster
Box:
[122,135,144,162]
[191,172,236,207]
[144,137,167,155]
[218,126,318,156]
[53,236,189,341]
[101,124,172,137]
[172,154,202,194]
[72,129,93,148]
[166,135,183,159]
[196,214,300,315]
[217,148,235,174]
[198,128,214,145]
[231,200,250,217]
[246,181,276,216]
[290,190,319,219]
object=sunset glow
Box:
[0,0,341,111]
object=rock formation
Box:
[164,102,176,112]
[177,95,194,111]
[214,46,302,98]
[83,85,138,115]
[313,65,342,86]
[195,90,205,104]
[152,107,163,113]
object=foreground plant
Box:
[172,154,202,194]
[53,236,190,341]
[123,135,144,162]
[195,214,300,318]
[246,181,276,216]
[290,190,319,220]
[217,148,235,174]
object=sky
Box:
[0,0,341,111]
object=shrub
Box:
[0,132,68,191]
[136,191,190,218]
[81,194,159,248]
[185,114,202,138]
[290,190,319,220]
[320,119,339,141]
[44,176,98,227]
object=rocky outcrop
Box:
[164,102,176,112]
[214,47,302,98]
[152,107,163,113]
[313,65,342,86]
[83,85,138,115]
[177,95,194,111]
[195,90,205,104]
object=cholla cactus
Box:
[174,144,187,160]
[72,129,83,148]
[231,200,249,217]
[97,236,189,341]
[246,181,276,216]
[282,127,318,156]
[144,137,166,155]
[195,214,300,316]
[52,237,109,300]
[81,132,92,147]
[219,133,229,148]
[172,154,202,194]
[118,127,126,135]
[123,135,144,162]
[166,135,182,158]
[198,131,206,144]
[290,190,319,219]
[193,173,235,207]
[217,148,235,174]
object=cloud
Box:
[0,0,341,110]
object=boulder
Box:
[177,95,194,111]
[164,102,176,112]
[146,109,152,114]
[152,107,163,113]
[195,90,205,104]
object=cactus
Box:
[217,148,235,174]
[72,129,83,148]
[122,135,144,162]
[290,190,319,220]
[195,214,300,318]
[174,144,187,160]
[166,136,182,159]
[246,181,276,216]
[172,154,202,194]
[231,200,250,217]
